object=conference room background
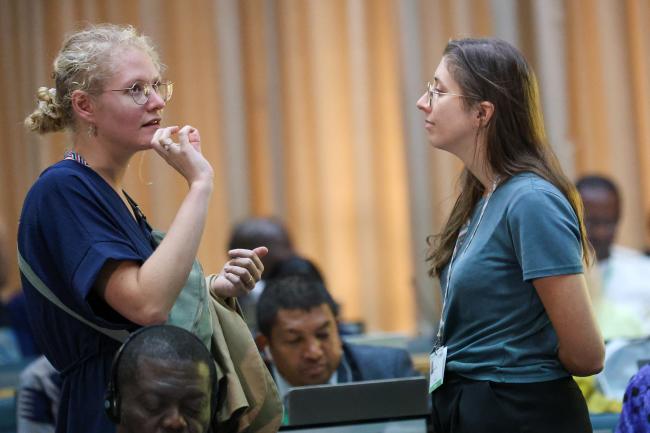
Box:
[1,0,648,334]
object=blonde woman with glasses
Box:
[417,38,604,433]
[19,24,265,433]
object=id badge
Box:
[429,345,447,393]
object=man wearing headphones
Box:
[105,325,217,433]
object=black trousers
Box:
[431,373,592,433]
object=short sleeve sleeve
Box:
[30,169,145,319]
[507,187,583,281]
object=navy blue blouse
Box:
[18,160,154,433]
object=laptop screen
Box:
[280,377,429,429]
[280,417,427,433]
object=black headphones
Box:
[104,325,218,425]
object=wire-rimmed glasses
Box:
[425,81,474,108]
[109,80,174,105]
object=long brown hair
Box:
[426,38,592,277]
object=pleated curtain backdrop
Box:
[1,0,649,335]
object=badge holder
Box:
[429,344,447,393]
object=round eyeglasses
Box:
[109,80,174,105]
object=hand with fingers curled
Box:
[209,246,268,298]
[151,124,213,188]
[187,127,201,149]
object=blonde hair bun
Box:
[24,86,65,133]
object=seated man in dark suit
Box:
[255,275,420,400]
[105,325,217,433]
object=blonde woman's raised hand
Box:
[152,125,214,189]
[210,247,268,298]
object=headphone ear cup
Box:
[105,326,144,424]
[105,338,128,425]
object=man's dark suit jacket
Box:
[268,342,421,385]
[336,342,421,382]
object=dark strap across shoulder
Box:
[121,190,156,248]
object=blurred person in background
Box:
[577,175,650,339]
[0,218,40,360]
[16,356,61,433]
[228,217,323,333]
[616,364,650,433]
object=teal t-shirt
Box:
[440,173,583,383]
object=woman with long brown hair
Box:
[417,38,604,432]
